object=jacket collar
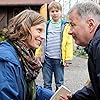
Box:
[85,24,100,53]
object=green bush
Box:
[0,28,8,42]
[74,46,88,59]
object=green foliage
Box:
[0,28,8,42]
[74,46,88,59]
[0,36,5,42]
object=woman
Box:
[0,9,53,100]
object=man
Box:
[60,1,100,100]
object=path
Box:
[36,56,89,93]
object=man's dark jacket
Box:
[72,25,100,100]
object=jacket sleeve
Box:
[0,61,20,100]
[71,83,95,100]
[62,24,73,63]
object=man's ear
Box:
[87,18,95,33]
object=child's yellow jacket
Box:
[61,24,73,64]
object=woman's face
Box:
[26,22,45,49]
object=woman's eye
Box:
[37,29,41,33]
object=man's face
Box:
[26,22,45,49]
[49,7,62,22]
[68,10,90,46]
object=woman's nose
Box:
[40,33,45,40]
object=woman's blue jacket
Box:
[0,41,26,100]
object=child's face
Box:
[49,7,62,22]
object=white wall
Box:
[55,0,98,17]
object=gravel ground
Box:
[36,56,89,94]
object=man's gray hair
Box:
[68,1,100,21]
